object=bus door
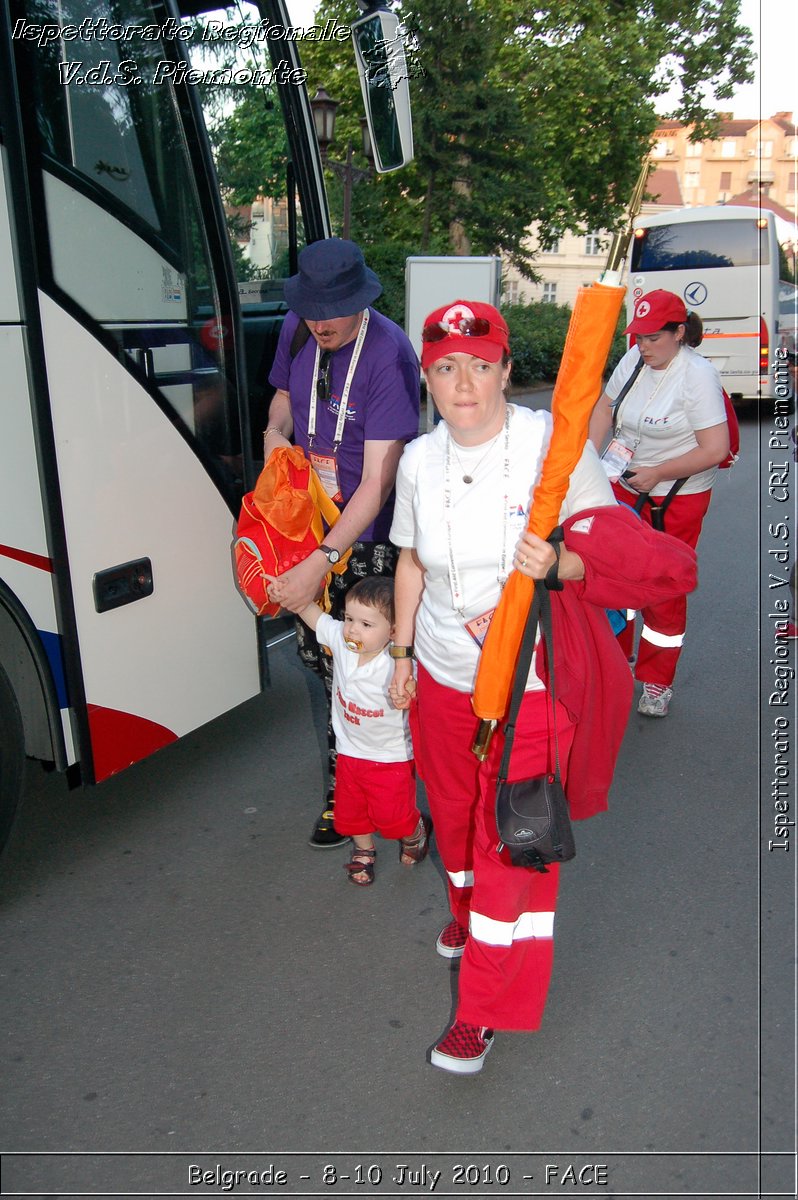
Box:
[7,0,267,783]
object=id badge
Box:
[464,607,495,649]
[600,438,634,482]
[309,450,343,503]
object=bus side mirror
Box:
[351,6,414,173]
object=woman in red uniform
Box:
[589,289,729,716]
[388,301,697,1073]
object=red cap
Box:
[421,300,510,369]
[624,289,688,335]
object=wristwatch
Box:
[388,645,414,659]
[319,544,341,565]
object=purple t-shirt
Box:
[269,308,420,541]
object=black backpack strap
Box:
[611,353,645,436]
[633,477,689,532]
[289,319,311,359]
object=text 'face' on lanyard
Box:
[307,309,370,450]
[444,405,512,624]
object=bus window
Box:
[14,0,244,501]
[631,218,770,272]
[184,2,308,294]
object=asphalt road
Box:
[0,406,794,1199]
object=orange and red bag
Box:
[234,445,350,617]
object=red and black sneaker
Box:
[435,919,468,959]
[430,1020,494,1074]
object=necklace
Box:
[444,406,513,616]
[448,429,502,484]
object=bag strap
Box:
[611,353,645,437]
[632,476,689,531]
[289,320,311,360]
[497,582,560,785]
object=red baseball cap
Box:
[421,300,510,369]
[624,289,688,335]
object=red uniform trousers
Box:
[410,664,576,1031]
[333,754,419,840]
[611,482,712,687]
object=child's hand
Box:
[389,660,416,710]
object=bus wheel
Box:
[0,663,24,855]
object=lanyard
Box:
[443,405,512,617]
[307,309,370,449]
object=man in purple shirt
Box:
[264,238,420,847]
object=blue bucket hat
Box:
[284,238,382,320]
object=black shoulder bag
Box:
[495,578,575,872]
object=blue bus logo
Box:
[684,282,708,306]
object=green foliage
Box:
[208,0,754,295]
[504,299,628,386]
[503,301,574,384]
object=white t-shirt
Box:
[606,345,726,496]
[316,612,413,762]
[389,404,615,693]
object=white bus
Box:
[0,0,412,849]
[627,205,794,403]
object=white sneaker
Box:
[638,683,673,717]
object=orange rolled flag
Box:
[471,281,625,735]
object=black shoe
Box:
[309,795,348,849]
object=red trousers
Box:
[410,665,575,1031]
[612,483,711,686]
[333,754,419,839]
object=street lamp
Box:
[309,86,373,240]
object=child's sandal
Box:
[399,815,432,867]
[344,846,376,886]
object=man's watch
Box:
[388,645,414,659]
[319,544,341,565]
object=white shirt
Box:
[316,612,413,762]
[606,345,726,496]
[390,404,615,693]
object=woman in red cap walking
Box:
[387,300,697,1073]
[589,289,730,717]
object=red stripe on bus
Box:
[87,704,178,782]
[0,543,54,572]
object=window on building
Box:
[720,171,732,190]
[542,240,560,255]
[584,233,602,255]
[788,172,797,194]
[503,279,519,304]
[686,141,702,157]
[653,140,669,157]
[789,138,798,158]
[684,171,700,189]
[721,140,737,158]
[542,282,557,304]
[755,140,773,158]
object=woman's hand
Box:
[389,659,417,710]
[513,531,557,579]
[514,531,585,583]
[622,465,661,494]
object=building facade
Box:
[502,112,797,307]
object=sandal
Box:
[344,846,376,887]
[399,814,432,867]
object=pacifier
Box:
[345,639,363,652]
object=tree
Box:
[215,0,754,280]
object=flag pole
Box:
[470,160,650,760]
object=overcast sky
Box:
[286,0,797,123]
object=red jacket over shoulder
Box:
[537,505,698,820]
